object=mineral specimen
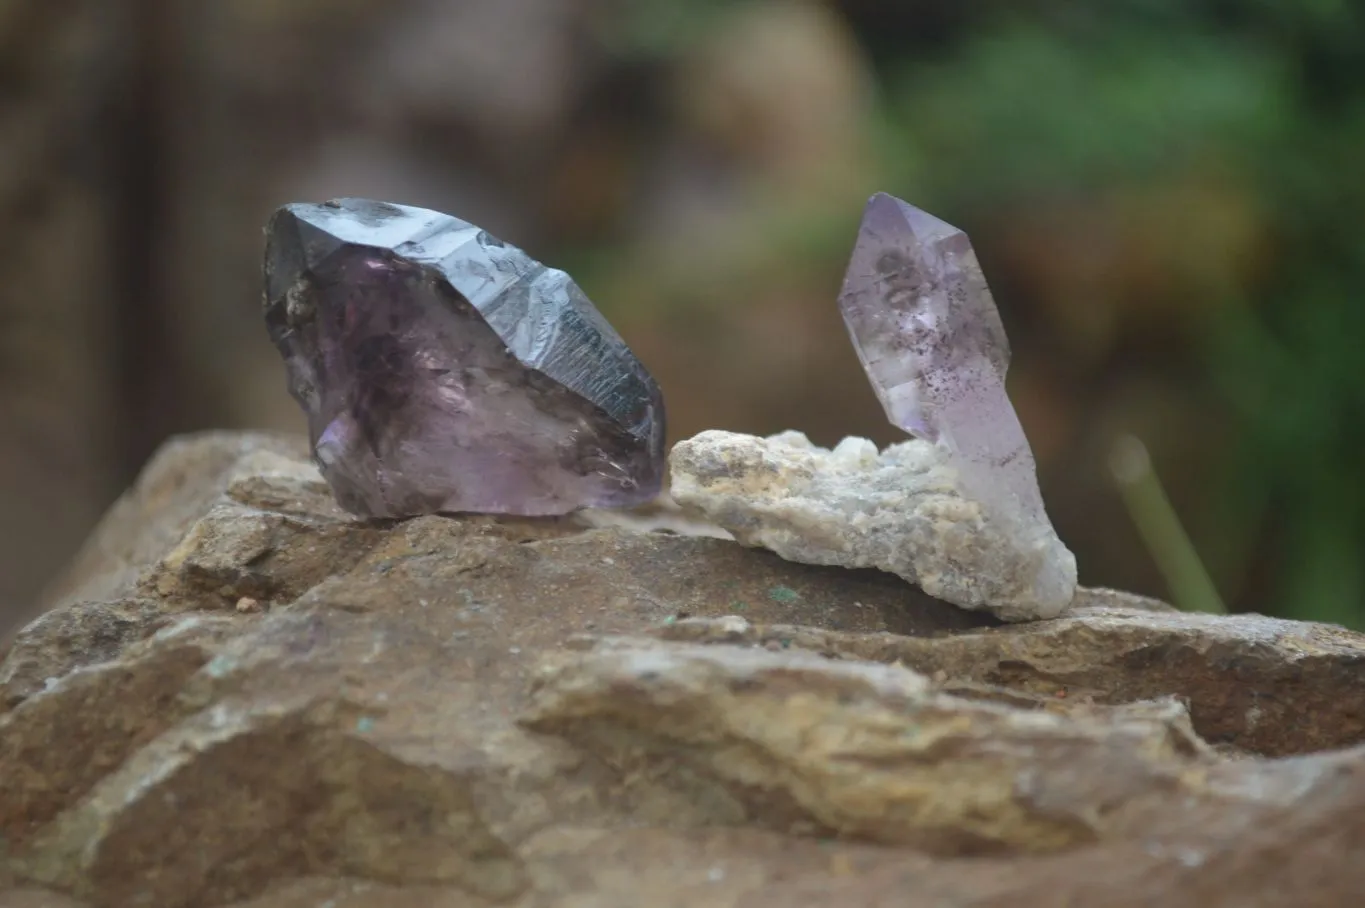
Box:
[669,194,1077,620]
[837,193,1046,540]
[670,430,1074,621]
[263,198,665,518]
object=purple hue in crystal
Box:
[263,198,665,518]
[837,193,1046,529]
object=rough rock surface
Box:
[4,432,1365,907]
[670,429,1077,621]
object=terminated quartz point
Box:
[837,192,1075,609]
[263,198,665,518]
[839,194,1034,524]
[668,193,1077,621]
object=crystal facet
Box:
[263,198,665,518]
[837,193,1053,543]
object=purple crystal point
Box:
[837,193,1047,531]
[263,198,665,518]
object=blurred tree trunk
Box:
[1,0,119,633]
[108,0,195,478]
[0,0,203,637]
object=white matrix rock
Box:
[668,430,1078,622]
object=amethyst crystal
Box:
[837,193,1050,537]
[263,198,665,518]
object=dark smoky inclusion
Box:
[263,198,665,517]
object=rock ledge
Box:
[3,432,1364,908]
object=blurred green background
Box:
[2,0,1362,635]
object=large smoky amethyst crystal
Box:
[263,198,665,518]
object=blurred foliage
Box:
[874,0,1365,626]
[583,0,1365,626]
[4,0,1358,632]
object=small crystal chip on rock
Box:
[263,198,665,518]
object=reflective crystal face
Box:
[263,199,665,518]
[837,193,1048,532]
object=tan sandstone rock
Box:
[2,431,1364,907]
